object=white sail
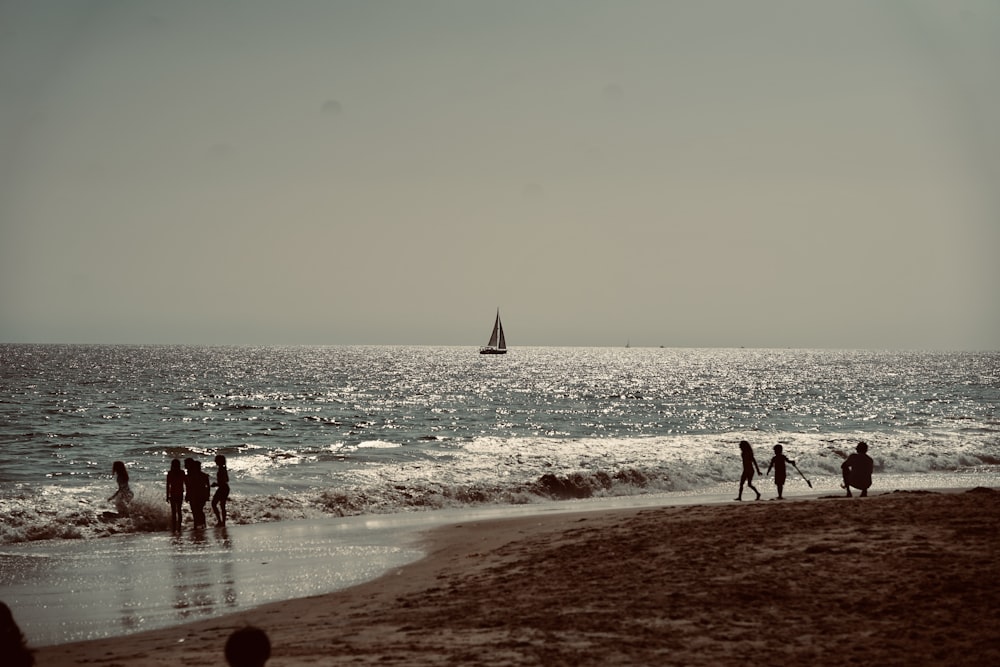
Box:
[480,309,507,354]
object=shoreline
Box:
[9,491,737,647]
[29,487,1000,666]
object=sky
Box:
[1,0,998,349]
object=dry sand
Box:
[32,488,1000,666]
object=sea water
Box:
[2,345,998,543]
[1,345,998,645]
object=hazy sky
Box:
[2,1,998,348]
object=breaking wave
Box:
[3,430,998,545]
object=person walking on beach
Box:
[166,459,186,530]
[735,440,762,501]
[224,626,271,667]
[212,454,230,527]
[842,441,874,497]
[108,461,133,510]
[184,458,211,528]
[766,444,795,500]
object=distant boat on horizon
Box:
[479,309,507,355]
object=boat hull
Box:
[479,347,507,355]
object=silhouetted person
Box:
[108,461,133,510]
[766,444,795,499]
[225,626,271,667]
[184,458,211,528]
[166,459,186,530]
[735,440,762,501]
[212,454,230,527]
[842,441,874,497]
[0,601,34,667]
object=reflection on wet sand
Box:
[114,545,139,632]
[6,514,425,647]
[170,528,236,621]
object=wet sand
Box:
[32,488,1000,666]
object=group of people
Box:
[735,440,874,501]
[167,454,230,529]
[108,454,231,530]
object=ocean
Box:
[3,344,998,545]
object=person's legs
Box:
[213,488,229,525]
[192,501,206,528]
[170,499,182,529]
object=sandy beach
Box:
[30,488,1000,666]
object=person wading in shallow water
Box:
[184,458,211,528]
[842,441,874,497]
[108,461,133,511]
[212,454,230,527]
[166,459,186,530]
[735,440,762,501]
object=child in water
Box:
[166,459,186,530]
[184,458,211,529]
[766,444,795,500]
[735,440,762,501]
[108,461,133,510]
[212,454,230,527]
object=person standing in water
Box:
[842,441,874,497]
[166,459,186,530]
[184,458,211,528]
[735,440,762,501]
[766,444,795,500]
[108,461,133,510]
[212,454,230,527]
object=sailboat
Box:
[479,309,507,355]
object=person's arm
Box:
[766,458,773,476]
[754,457,762,475]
